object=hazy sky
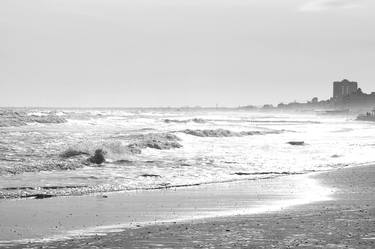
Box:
[1,0,374,107]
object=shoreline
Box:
[0,170,333,246]
[2,164,373,248]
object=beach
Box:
[1,109,374,248]
[1,164,374,248]
[2,0,375,247]
[0,171,331,244]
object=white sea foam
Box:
[0,109,374,199]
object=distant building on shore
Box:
[331,79,375,108]
[333,79,358,100]
[258,78,375,111]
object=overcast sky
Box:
[1,0,374,107]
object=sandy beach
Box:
[1,164,374,248]
[0,172,330,244]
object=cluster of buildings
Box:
[262,79,375,110]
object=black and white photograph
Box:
[1,0,375,248]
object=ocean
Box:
[0,108,374,199]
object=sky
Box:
[1,0,374,107]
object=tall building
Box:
[333,79,358,99]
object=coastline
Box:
[0,170,332,246]
[2,164,374,248]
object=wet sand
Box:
[2,165,375,248]
[0,172,330,244]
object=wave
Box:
[2,161,372,199]
[140,174,161,177]
[174,118,320,125]
[126,133,182,150]
[233,171,304,176]
[0,169,313,199]
[0,158,86,175]
[0,110,67,127]
[57,133,182,166]
[0,132,183,176]
[181,129,283,137]
[60,149,90,158]
[163,118,206,123]
[0,173,287,199]
[112,159,134,165]
[331,128,354,133]
[2,185,88,191]
[58,141,142,165]
[246,120,321,124]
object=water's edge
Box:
[0,171,334,246]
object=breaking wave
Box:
[163,118,206,123]
[37,132,184,173]
[181,129,283,137]
[2,108,374,201]
[127,133,182,150]
[0,158,87,175]
[0,110,66,127]
[60,149,90,158]
[0,172,301,199]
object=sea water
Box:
[0,108,374,199]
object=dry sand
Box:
[1,165,375,248]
